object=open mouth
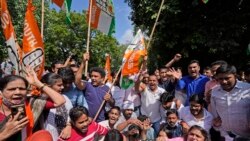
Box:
[109,118,117,123]
[12,97,24,104]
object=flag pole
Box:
[41,0,44,38]
[146,0,165,50]
[93,65,123,121]
[93,48,137,121]
[85,0,93,76]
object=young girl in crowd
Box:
[60,106,108,141]
[41,73,73,140]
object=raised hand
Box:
[168,67,182,80]
[173,53,182,62]
[83,52,90,62]
[141,118,152,131]
[24,66,39,86]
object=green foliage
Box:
[126,0,250,72]
[0,0,124,71]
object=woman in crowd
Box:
[0,67,65,140]
[41,73,73,140]
[99,106,121,129]
[97,106,121,141]
[104,129,124,141]
[60,106,108,141]
[185,125,209,141]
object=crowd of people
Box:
[0,52,249,141]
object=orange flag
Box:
[22,0,44,80]
[0,0,22,75]
[104,54,112,82]
[121,29,146,75]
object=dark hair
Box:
[41,73,62,86]
[160,66,169,70]
[128,124,141,132]
[160,92,174,103]
[203,66,211,71]
[245,68,250,76]
[58,67,75,82]
[158,125,173,138]
[189,94,205,105]
[210,60,227,67]
[0,75,29,91]
[104,129,123,141]
[185,125,209,141]
[137,115,148,122]
[188,60,200,66]
[166,109,179,118]
[51,60,64,69]
[216,64,237,75]
[108,106,121,115]
[69,106,89,122]
[90,67,106,78]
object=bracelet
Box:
[39,84,46,91]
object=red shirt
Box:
[58,121,108,141]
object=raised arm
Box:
[62,55,72,67]
[25,67,65,107]
[165,53,182,68]
[75,52,89,90]
[134,72,146,93]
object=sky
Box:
[51,0,134,44]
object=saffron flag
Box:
[120,29,146,89]
[52,0,72,24]
[104,54,112,82]
[22,1,44,80]
[0,0,22,75]
[88,0,115,35]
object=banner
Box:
[120,29,146,89]
[22,1,44,80]
[0,0,22,75]
[88,0,115,35]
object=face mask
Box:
[2,95,25,109]
[167,121,178,127]
[2,97,14,108]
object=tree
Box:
[126,0,250,73]
[1,0,124,71]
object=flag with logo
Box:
[120,29,146,89]
[0,0,22,75]
[87,0,115,35]
[52,0,72,24]
[104,53,112,82]
[22,0,44,80]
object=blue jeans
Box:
[152,118,161,137]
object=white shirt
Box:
[106,83,126,109]
[141,86,165,122]
[179,106,213,132]
[211,81,250,137]
[124,87,141,107]
[98,120,111,141]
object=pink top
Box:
[58,121,108,141]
